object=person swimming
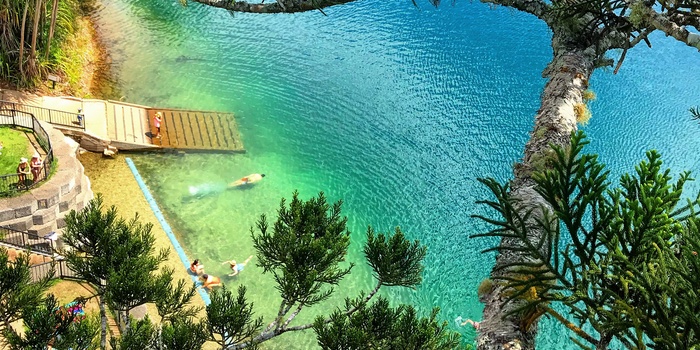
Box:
[221,255,253,276]
[455,316,481,330]
[228,174,265,188]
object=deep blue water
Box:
[93,0,700,347]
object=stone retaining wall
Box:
[0,122,93,239]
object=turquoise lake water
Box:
[94,0,700,348]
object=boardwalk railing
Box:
[0,100,84,129]
[0,109,55,196]
[0,225,54,255]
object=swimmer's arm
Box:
[228,270,239,277]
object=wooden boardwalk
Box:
[102,101,244,153]
[147,109,243,152]
[0,91,244,153]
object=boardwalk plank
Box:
[193,113,210,148]
[216,113,233,149]
[179,111,197,148]
[218,113,237,150]
[167,111,187,146]
[132,107,245,153]
[119,106,127,141]
[202,114,221,148]
[227,115,243,150]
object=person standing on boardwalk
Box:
[228,174,265,188]
[154,112,163,139]
[77,108,84,127]
[30,153,43,184]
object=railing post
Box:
[48,109,52,124]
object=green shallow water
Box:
[95,0,700,347]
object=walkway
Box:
[0,90,244,153]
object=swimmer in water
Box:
[228,174,265,188]
[221,255,253,276]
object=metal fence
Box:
[0,100,84,129]
[29,259,82,283]
[0,225,54,255]
[0,109,55,196]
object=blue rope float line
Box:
[125,157,212,305]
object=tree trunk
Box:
[45,0,58,61]
[99,291,107,350]
[19,1,28,78]
[27,0,42,79]
[123,309,131,333]
[476,45,595,350]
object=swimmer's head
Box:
[201,274,209,279]
[261,174,266,177]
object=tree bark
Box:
[99,291,107,350]
[19,1,28,78]
[27,0,42,79]
[476,44,594,350]
[45,0,59,61]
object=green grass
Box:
[0,127,32,174]
[0,127,34,196]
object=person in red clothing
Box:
[154,112,163,138]
[30,153,43,184]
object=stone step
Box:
[1,215,35,232]
[28,221,57,240]
[56,181,92,230]
[33,207,58,226]
[1,225,54,255]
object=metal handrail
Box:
[0,100,84,129]
[0,109,55,196]
[0,225,55,255]
[28,259,82,283]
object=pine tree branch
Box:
[541,304,598,345]
[629,0,700,50]
[190,0,356,13]
[284,279,383,332]
[280,304,304,330]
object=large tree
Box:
[184,0,699,348]
[474,131,700,349]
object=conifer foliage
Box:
[214,191,464,349]
[52,191,463,349]
[474,131,700,349]
[62,194,203,350]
